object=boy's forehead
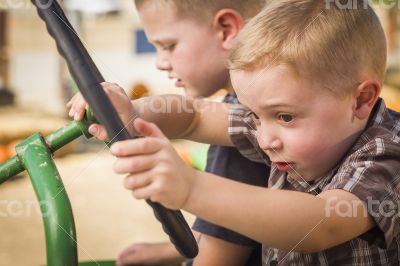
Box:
[231,69,274,110]
[138,0,174,18]
[138,0,179,26]
[230,66,288,94]
[231,67,319,110]
[138,0,213,28]
[138,1,206,36]
[137,0,174,12]
[138,2,179,41]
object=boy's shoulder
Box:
[353,98,400,157]
[337,98,399,168]
[322,99,400,249]
[324,98,400,194]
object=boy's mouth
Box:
[274,162,295,172]
[168,74,185,88]
[175,78,185,88]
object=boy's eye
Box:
[162,44,176,51]
[278,114,293,123]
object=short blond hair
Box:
[228,0,387,96]
[134,0,266,22]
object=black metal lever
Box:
[30,0,198,258]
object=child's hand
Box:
[66,82,137,141]
[116,242,182,266]
[111,118,196,210]
[66,91,88,121]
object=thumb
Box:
[133,118,167,139]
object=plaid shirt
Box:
[228,98,400,265]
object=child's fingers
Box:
[73,98,88,120]
[117,243,172,266]
[116,250,138,266]
[123,172,153,191]
[101,82,128,103]
[133,182,174,208]
[116,244,146,266]
[68,106,75,118]
[113,154,156,174]
[134,118,167,139]
[130,182,159,201]
[101,82,125,95]
[88,124,109,141]
[66,93,79,108]
[74,106,87,120]
[67,94,78,117]
[110,138,164,157]
[67,93,88,120]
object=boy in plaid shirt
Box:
[69,0,400,264]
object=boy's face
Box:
[138,2,229,97]
[231,66,361,182]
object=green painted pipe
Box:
[0,156,24,184]
[0,113,95,184]
[15,133,78,265]
[46,120,92,152]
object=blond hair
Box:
[228,0,387,96]
[134,0,266,22]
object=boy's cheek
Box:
[286,140,321,162]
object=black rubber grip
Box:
[30,0,198,258]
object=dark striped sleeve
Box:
[324,134,400,248]
[228,104,269,164]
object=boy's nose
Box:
[156,55,172,71]
[256,130,282,152]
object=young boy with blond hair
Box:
[69,0,268,265]
[69,0,400,264]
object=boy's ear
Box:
[353,80,381,120]
[212,9,244,50]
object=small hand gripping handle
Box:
[31,0,198,258]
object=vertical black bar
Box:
[30,0,198,258]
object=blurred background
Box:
[0,0,399,265]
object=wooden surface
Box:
[0,107,69,144]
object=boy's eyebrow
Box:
[150,38,177,46]
[260,102,293,109]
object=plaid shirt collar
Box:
[269,166,339,194]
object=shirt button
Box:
[270,260,278,266]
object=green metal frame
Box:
[0,113,115,265]
[0,114,93,184]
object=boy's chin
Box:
[185,88,220,99]
[183,88,204,98]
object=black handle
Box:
[31,0,198,258]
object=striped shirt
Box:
[228,98,400,265]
